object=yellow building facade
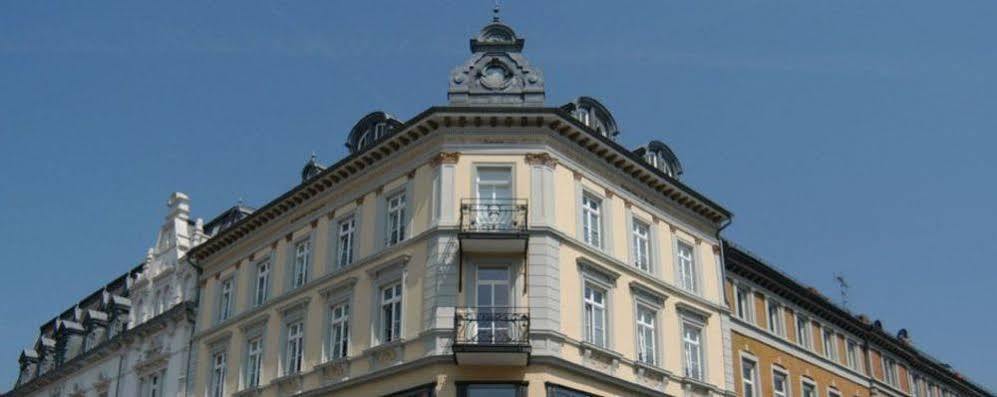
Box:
[723,244,990,397]
[187,18,733,397]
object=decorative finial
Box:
[309,151,317,162]
[492,0,500,22]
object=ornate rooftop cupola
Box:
[448,6,545,106]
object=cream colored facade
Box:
[188,18,734,397]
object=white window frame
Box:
[767,299,785,337]
[681,314,706,381]
[581,194,603,249]
[822,327,838,361]
[631,219,651,273]
[284,321,304,375]
[209,350,226,397]
[741,356,759,397]
[796,314,812,349]
[337,216,357,268]
[635,304,657,365]
[883,356,899,386]
[217,278,234,323]
[583,280,608,348]
[828,387,842,397]
[773,367,791,397]
[379,282,403,343]
[244,336,263,389]
[329,302,350,360]
[801,378,818,397]
[676,240,699,294]
[846,339,860,371]
[290,239,311,290]
[253,259,271,307]
[386,192,407,246]
[734,283,753,322]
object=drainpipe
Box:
[713,216,734,394]
[112,349,125,397]
[183,255,203,397]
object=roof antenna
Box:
[492,0,501,22]
[834,273,850,311]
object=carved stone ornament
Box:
[431,152,460,167]
[448,19,545,106]
[524,152,557,168]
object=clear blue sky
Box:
[1,0,994,390]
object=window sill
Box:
[233,386,264,397]
[579,341,624,360]
[363,338,406,355]
[634,360,672,379]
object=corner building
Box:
[188,18,734,397]
[723,243,992,397]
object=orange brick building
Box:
[723,242,991,397]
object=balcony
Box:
[452,307,530,366]
[458,198,528,253]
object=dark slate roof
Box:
[204,204,255,237]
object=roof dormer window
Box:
[561,97,619,141]
[346,112,402,154]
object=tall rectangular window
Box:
[632,220,651,272]
[846,339,860,370]
[802,381,817,397]
[773,370,790,397]
[682,319,704,380]
[677,241,698,293]
[380,283,402,343]
[245,337,262,389]
[823,328,838,360]
[291,240,311,289]
[911,375,923,397]
[635,305,656,365]
[253,261,271,307]
[583,283,607,347]
[883,357,898,386]
[735,285,752,321]
[285,322,304,375]
[828,389,842,397]
[329,303,349,359]
[797,314,812,349]
[209,351,226,397]
[386,193,406,246]
[581,194,602,248]
[742,358,758,397]
[217,279,233,322]
[142,371,162,397]
[337,216,356,268]
[767,301,784,336]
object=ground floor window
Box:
[457,382,527,397]
[547,383,600,397]
[385,383,436,397]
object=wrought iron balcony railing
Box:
[459,198,528,234]
[453,307,530,347]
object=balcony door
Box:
[474,167,512,230]
[475,266,511,344]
